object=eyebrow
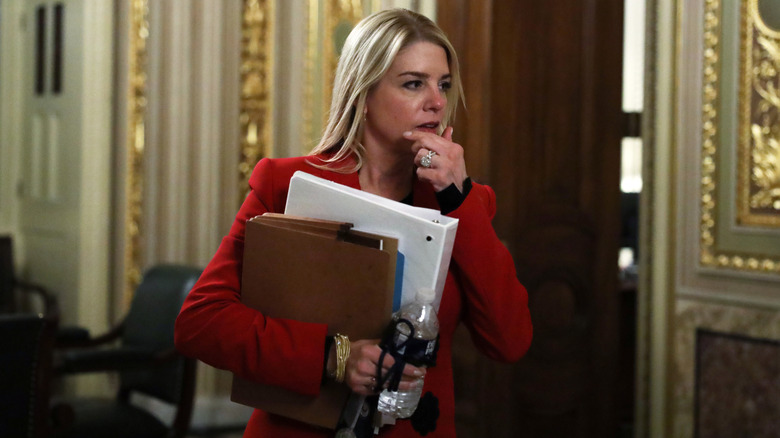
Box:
[398,71,452,80]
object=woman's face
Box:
[363,41,451,154]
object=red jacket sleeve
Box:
[174,159,328,396]
[449,183,533,362]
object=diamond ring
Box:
[420,150,436,168]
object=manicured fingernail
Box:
[413,369,424,377]
[403,131,413,137]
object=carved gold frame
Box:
[124,0,148,300]
[700,0,780,273]
[239,0,274,196]
[304,0,379,151]
[737,0,780,226]
[321,0,369,116]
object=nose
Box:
[425,86,446,112]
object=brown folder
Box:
[230,214,398,429]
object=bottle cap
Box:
[416,287,435,304]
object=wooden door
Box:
[439,1,625,436]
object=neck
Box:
[358,142,415,201]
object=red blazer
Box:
[174,155,532,437]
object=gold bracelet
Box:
[333,333,350,383]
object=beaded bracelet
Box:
[333,333,350,383]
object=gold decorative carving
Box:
[124,0,149,302]
[738,0,780,225]
[323,0,363,110]
[303,0,320,154]
[239,0,274,198]
[303,0,378,152]
[700,0,780,273]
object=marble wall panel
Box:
[695,329,779,437]
[671,298,780,437]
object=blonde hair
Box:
[309,8,463,172]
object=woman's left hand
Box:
[341,339,425,396]
[406,126,468,192]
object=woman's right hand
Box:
[342,339,425,396]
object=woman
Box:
[174,8,532,437]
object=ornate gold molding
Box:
[303,0,378,153]
[700,0,780,272]
[700,0,722,267]
[239,0,274,197]
[303,0,320,154]
[322,0,363,110]
[124,0,148,302]
[738,0,780,226]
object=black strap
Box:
[375,319,414,392]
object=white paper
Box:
[285,171,458,311]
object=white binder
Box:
[285,171,458,311]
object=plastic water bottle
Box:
[377,287,439,418]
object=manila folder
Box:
[230,214,396,430]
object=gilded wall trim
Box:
[700,0,780,273]
[738,0,780,226]
[303,0,320,154]
[124,0,149,301]
[322,0,364,114]
[239,0,274,197]
[303,0,379,152]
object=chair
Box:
[0,312,58,438]
[0,235,58,317]
[53,265,202,438]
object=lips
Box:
[415,122,440,133]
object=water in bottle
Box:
[377,287,439,418]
